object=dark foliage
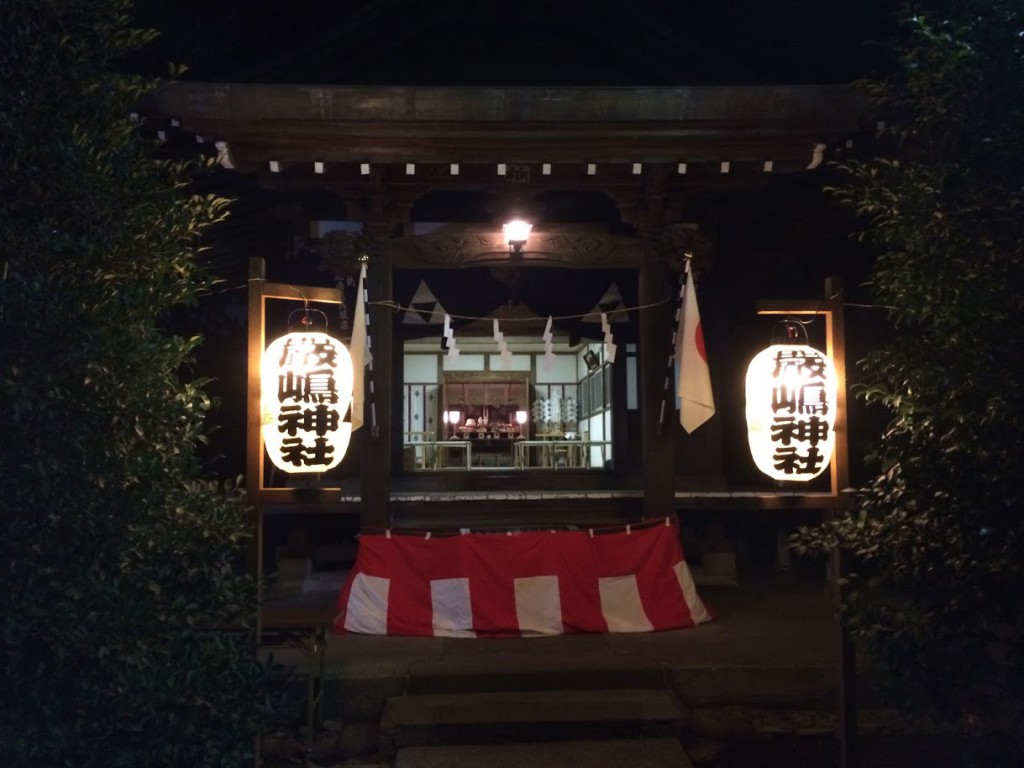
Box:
[0,1,269,765]
[793,0,1024,754]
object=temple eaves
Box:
[153,83,872,174]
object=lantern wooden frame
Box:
[246,258,354,582]
[247,258,349,506]
[754,277,849,499]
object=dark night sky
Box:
[129,0,900,86]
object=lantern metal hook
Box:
[288,307,329,331]
[771,316,810,345]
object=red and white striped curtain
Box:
[334,519,711,637]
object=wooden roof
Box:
[157,83,868,172]
[144,4,877,274]
[146,81,872,273]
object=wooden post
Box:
[245,258,266,580]
[826,277,858,768]
[825,277,850,497]
[245,258,267,645]
[756,277,857,767]
[638,242,675,519]
[359,240,393,529]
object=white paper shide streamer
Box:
[601,312,617,364]
[542,315,555,369]
[493,319,512,369]
[443,314,460,359]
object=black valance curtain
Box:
[393,269,510,339]
[393,268,639,344]
[517,268,637,345]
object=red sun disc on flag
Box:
[694,321,707,363]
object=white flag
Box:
[676,266,715,433]
[350,262,371,433]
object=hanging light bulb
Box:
[502,219,532,255]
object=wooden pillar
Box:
[611,342,630,475]
[245,257,267,643]
[245,258,266,578]
[359,239,393,529]
[825,277,850,496]
[638,236,675,519]
[755,277,856,767]
[826,277,857,768]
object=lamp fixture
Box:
[515,409,528,438]
[445,409,461,438]
[502,219,532,256]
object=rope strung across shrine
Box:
[365,297,669,322]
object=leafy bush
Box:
[1,1,267,765]
[793,0,1024,744]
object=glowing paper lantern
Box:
[745,344,836,482]
[261,331,354,474]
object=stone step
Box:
[379,688,684,758]
[406,656,669,696]
[323,659,837,724]
[396,738,693,768]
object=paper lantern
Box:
[261,331,354,474]
[745,343,836,482]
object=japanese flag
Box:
[350,262,371,432]
[676,266,715,433]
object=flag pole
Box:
[658,254,690,435]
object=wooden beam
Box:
[260,282,342,304]
[259,491,847,516]
[257,163,776,199]
[390,225,646,270]
[256,488,349,505]
[755,299,828,315]
[156,83,868,135]
[154,83,870,171]
[220,132,822,169]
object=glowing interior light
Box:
[745,343,837,482]
[502,219,532,248]
[261,331,354,474]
